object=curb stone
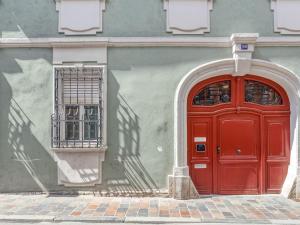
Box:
[54,216,125,223]
[202,218,270,224]
[269,219,300,224]
[0,215,55,222]
[0,215,300,224]
[124,217,202,223]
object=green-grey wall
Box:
[0,48,56,191]
[1,46,300,192]
[0,47,232,192]
[0,0,282,38]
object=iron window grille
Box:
[51,66,104,148]
[193,81,231,106]
[245,80,283,105]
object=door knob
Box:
[236,149,241,154]
[217,146,221,154]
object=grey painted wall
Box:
[0,0,282,38]
[0,48,57,191]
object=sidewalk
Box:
[0,194,299,224]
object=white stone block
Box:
[164,0,213,34]
[271,0,300,34]
[56,0,105,35]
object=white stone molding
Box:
[53,47,107,64]
[172,58,300,199]
[5,36,300,48]
[163,0,213,34]
[52,47,107,186]
[56,0,106,35]
[231,33,259,75]
[54,150,106,186]
[271,0,300,34]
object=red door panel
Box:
[266,163,288,193]
[217,113,260,194]
[188,117,212,194]
[218,115,259,160]
[218,163,259,194]
[264,116,290,193]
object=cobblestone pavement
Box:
[0,194,299,222]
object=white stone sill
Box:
[52,146,107,153]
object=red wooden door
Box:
[187,75,290,195]
[216,113,260,194]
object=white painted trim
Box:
[56,0,106,35]
[3,36,300,48]
[52,64,108,187]
[54,151,106,186]
[174,58,300,197]
[271,0,300,35]
[53,47,107,64]
[52,147,107,153]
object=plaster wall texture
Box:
[0,47,231,192]
[1,46,300,193]
[0,0,280,38]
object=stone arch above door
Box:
[169,58,300,199]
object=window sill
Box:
[53,145,107,186]
[52,146,107,153]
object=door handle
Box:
[236,149,241,154]
[217,146,221,154]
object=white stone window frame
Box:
[271,0,300,34]
[163,0,213,35]
[55,0,106,35]
[52,64,107,187]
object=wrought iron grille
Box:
[245,80,283,105]
[51,67,104,148]
[193,81,231,105]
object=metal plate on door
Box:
[194,137,206,142]
[194,164,207,169]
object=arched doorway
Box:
[187,75,290,194]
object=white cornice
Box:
[2,36,300,48]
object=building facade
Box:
[0,0,300,199]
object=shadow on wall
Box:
[0,52,59,193]
[7,98,48,193]
[0,0,58,38]
[102,71,158,195]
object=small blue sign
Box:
[241,44,248,50]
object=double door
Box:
[188,75,290,194]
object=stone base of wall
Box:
[168,175,199,199]
[289,180,296,200]
[296,168,300,199]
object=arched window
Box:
[193,81,231,106]
[245,80,283,105]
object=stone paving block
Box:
[126,208,138,217]
[137,208,148,217]
[71,211,81,216]
[159,209,169,217]
[0,194,300,223]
